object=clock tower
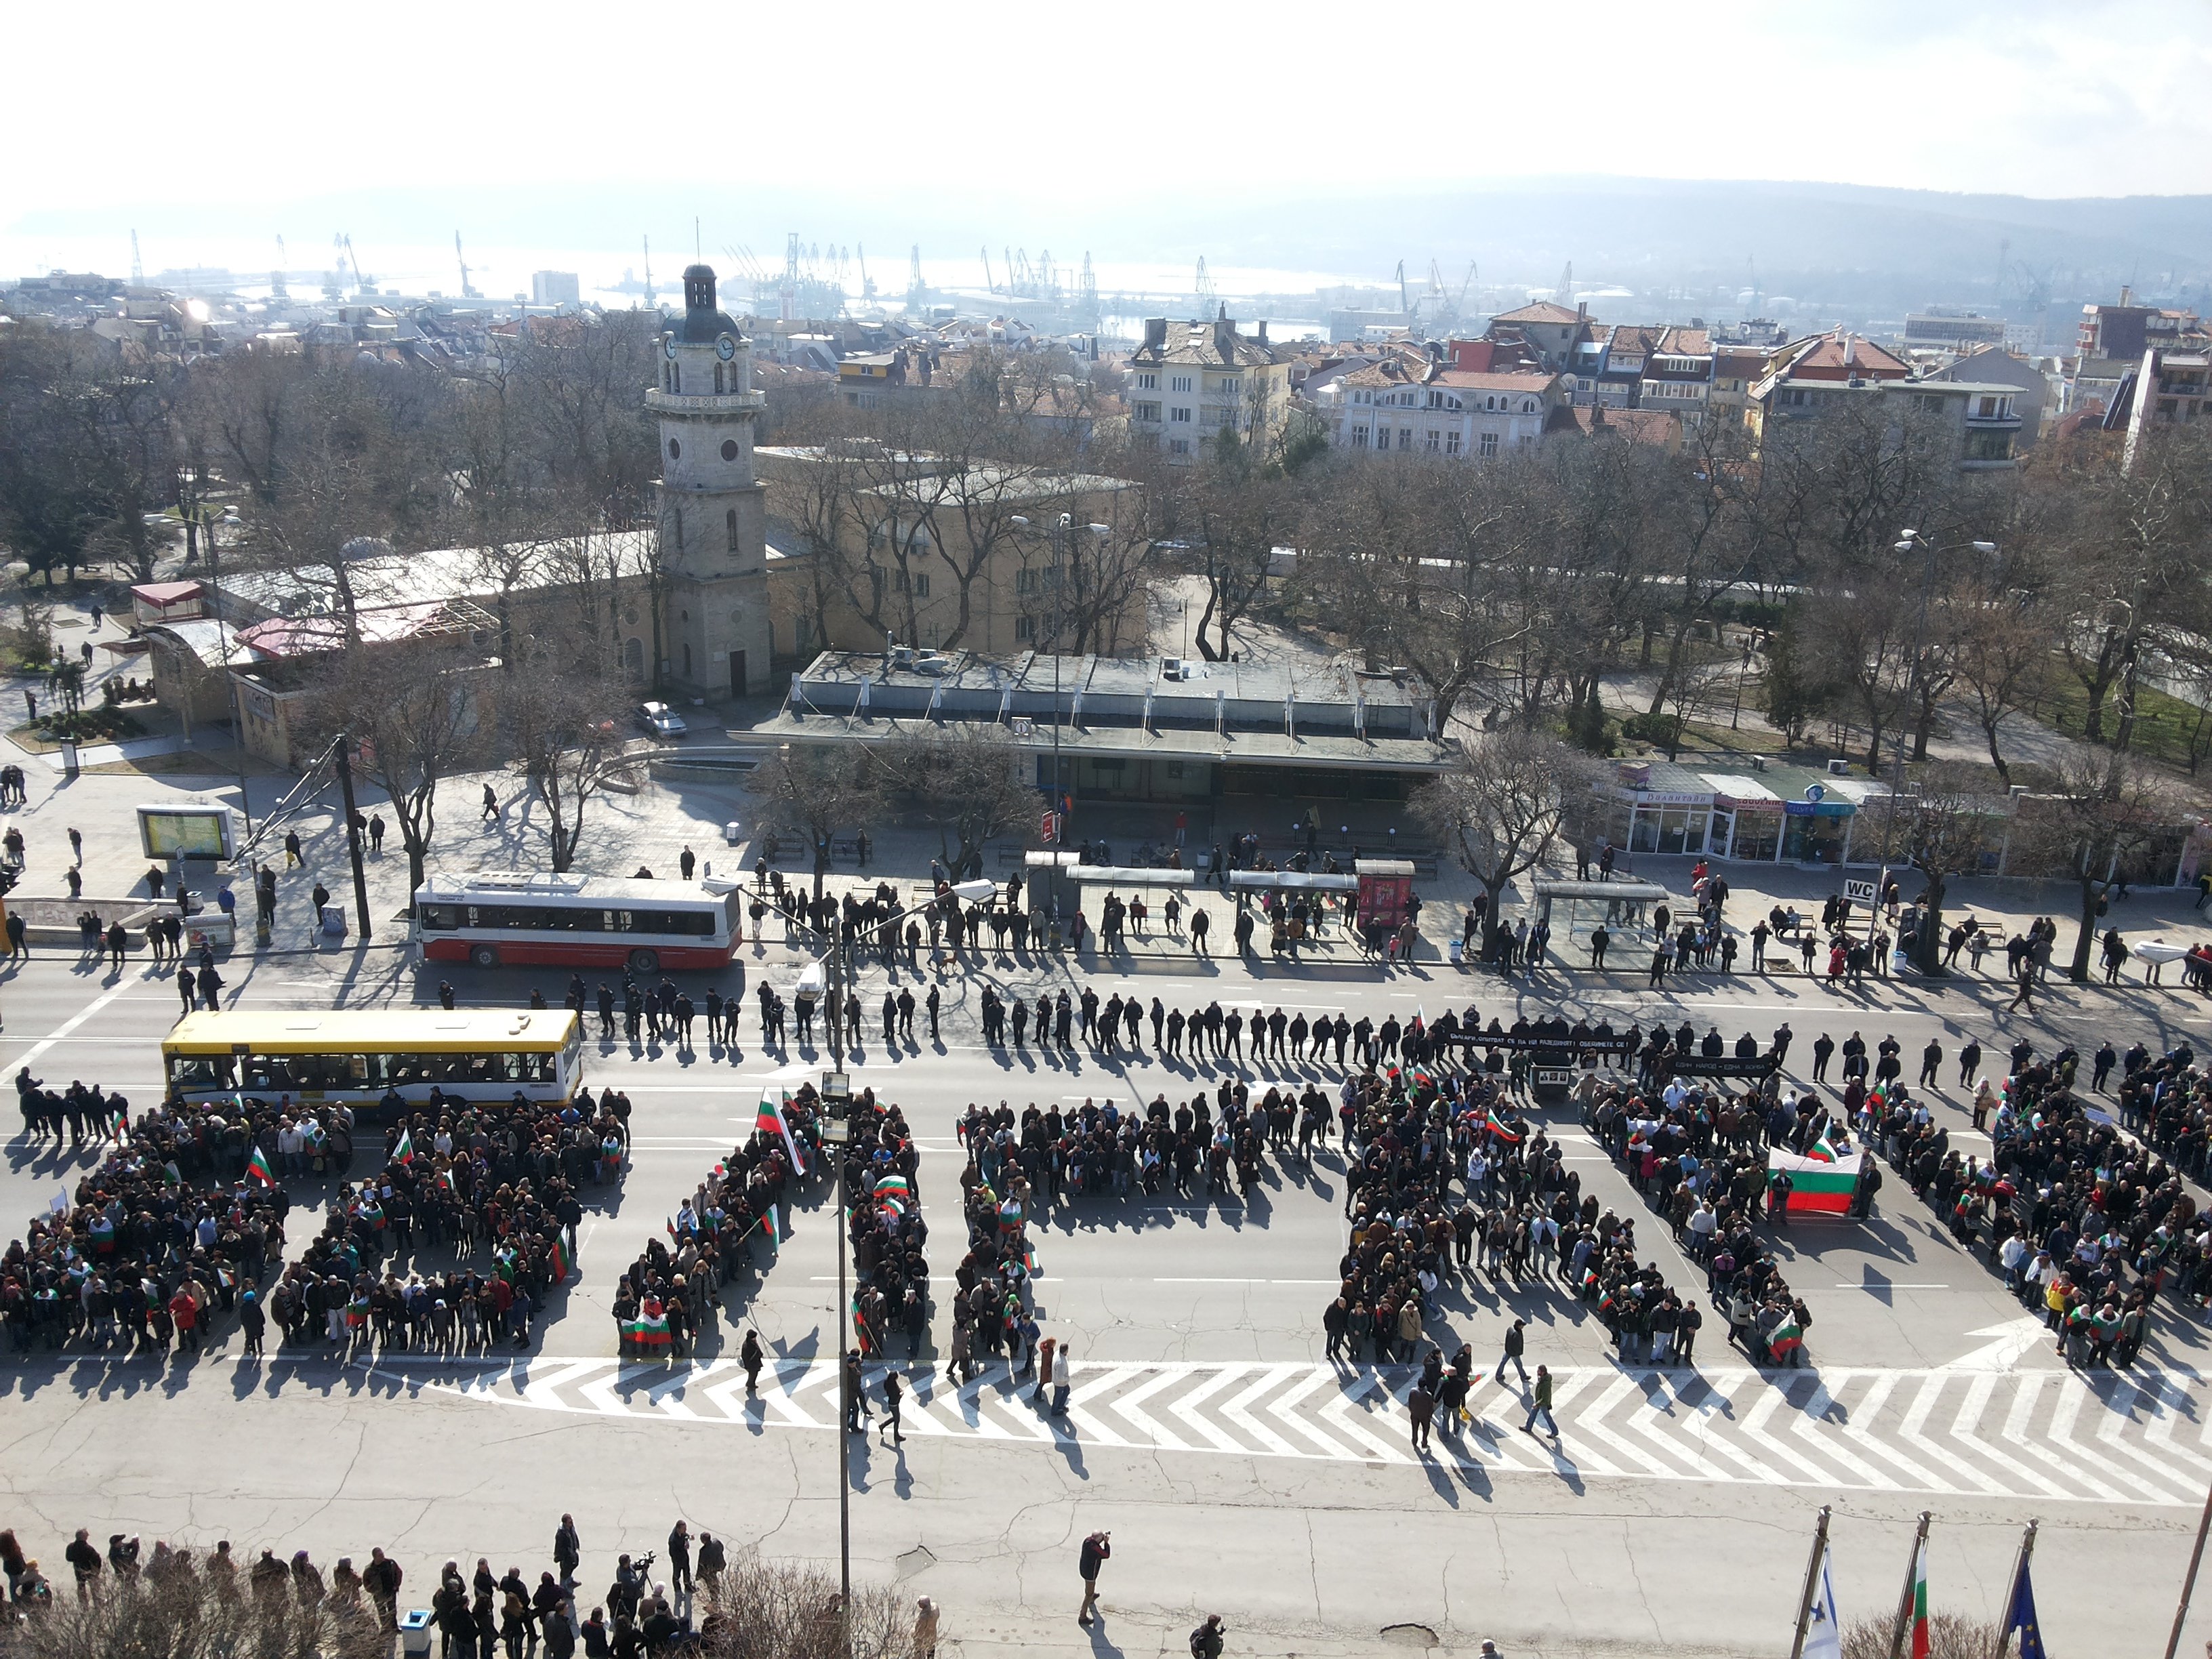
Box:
[647,264,771,699]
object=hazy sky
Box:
[6,0,2207,218]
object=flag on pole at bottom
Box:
[2005,1555,2045,1659]
[1908,1537,1930,1659]
[1803,1544,1843,1659]
[246,1145,276,1187]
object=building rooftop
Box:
[1492,301,1582,326]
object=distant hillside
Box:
[14,174,2208,314]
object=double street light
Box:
[1008,514,1110,844]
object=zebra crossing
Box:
[389,1353,2212,1507]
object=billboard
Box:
[138,804,235,861]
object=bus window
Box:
[169,1054,227,1088]
[419,905,459,931]
[723,892,744,939]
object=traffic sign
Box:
[1041,811,1060,843]
[1843,879,1877,901]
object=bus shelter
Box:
[1530,878,1672,964]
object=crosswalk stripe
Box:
[1111,1367,1197,1451]
[1897,1375,2007,1496]
[376,1353,2209,1504]
[1740,1379,1844,1486]
[2094,1382,2201,1502]
[1223,1365,1308,1459]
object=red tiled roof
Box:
[1493,300,1581,325]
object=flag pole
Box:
[2165,1483,2212,1659]
[1790,1504,1833,1659]
[1886,1510,1931,1659]
[1987,1519,2038,1659]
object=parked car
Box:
[634,701,688,739]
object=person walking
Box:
[1408,1376,1435,1454]
[911,1596,940,1658]
[1190,1614,1227,1659]
[881,1368,905,1446]
[1521,1364,1557,1440]
[284,830,303,868]
[482,785,500,821]
[553,1519,580,1589]
[1076,1532,1109,1626]
[1497,1317,1528,1389]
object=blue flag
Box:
[2005,1557,2045,1659]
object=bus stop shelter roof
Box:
[1066,866,1197,888]
[1531,879,1672,902]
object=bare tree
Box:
[511,654,636,872]
[755,743,877,898]
[2007,747,2182,981]
[1412,730,1600,960]
[314,639,492,893]
[875,724,1037,873]
[1868,762,2001,974]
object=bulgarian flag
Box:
[1805,1131,1839,1164]
[1908,1537,1929,1659]
[1483,1107,1521,1145]
[393,1127,415,1164]
[246,1146,276,1187]
[1768,1149,1861,1215]
[548,1235,571,1282]
[1767,1315,1805,1357]
[756,1091,805,1170]
[626,1302,672,1351]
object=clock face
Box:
[716,334,737,361]
[664,337,678,360]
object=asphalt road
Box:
[0,936,2207,1655]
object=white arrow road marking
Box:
[1221,1365,1306,1458]
[1267,1367,1359,1460]
[517,1358,613,1409]
[385,1356,2210,1504]
[1170,1366,1256,1455]
[1319,1379,1412,1465]
[1941,1315,2051,1372]
[2002,1376,2122,1502]
[1793,1378,1888,1488]
[2094,1382,2203,1502]
[1740,1378,1847,1487]
[1109,1367,1195,1451]
[1835,1374,1946,1492]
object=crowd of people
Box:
[610,1088,814,1361]
[0,1515,947,1659]
[0,1109,291,1357]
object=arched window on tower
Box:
[672,363,682,394]
[623,637,644,678]
[714,363,725,394]
[726,508,739,552]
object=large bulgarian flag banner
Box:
[1768,1148,1863,1215]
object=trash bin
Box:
[401,1610,433,1659]
[724,820,742,846]
[323,908,348,938]
[1448,938,1465,968]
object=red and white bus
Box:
[412,872,743,972]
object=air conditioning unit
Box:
[1826,758,1849,776]
[1750,755,1768,771]
[1010,716,1036,736]
[1162,657,1182,678]
[891,645,916,668]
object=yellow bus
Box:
[161,1009,585,1106]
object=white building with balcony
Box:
[1126,311,1290,464]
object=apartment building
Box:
[1746,329,2023,468]
[1311,355,1562,457]
[1125,311,1290,464]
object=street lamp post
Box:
[819,988,853,1620]
[1729,640,1753,730]
[202,506,255,835]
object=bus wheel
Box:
[470,945,500,970]
[628,948,659,974]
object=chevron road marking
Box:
[384,1355,2210,1506]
